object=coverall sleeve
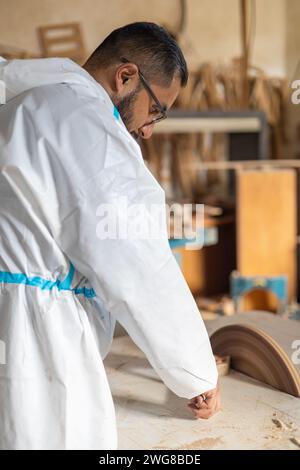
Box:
[56,132,218,400]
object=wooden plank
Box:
[236,169,297,305]
[106,334,300,450]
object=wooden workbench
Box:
[104,334,300,450]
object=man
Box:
[0,22,219,450]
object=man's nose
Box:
[139,123,154,139]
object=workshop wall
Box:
[0,0,287,75]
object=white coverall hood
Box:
[0,56,102,103]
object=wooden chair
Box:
[38,22,86,64]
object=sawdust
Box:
[154,437,222,451]
[265,434,280,440]
[272,416,298,432]
[272,418,289,430]
[267,415,300,447]
[172,437,223,450]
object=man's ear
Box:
[115,63,139,93]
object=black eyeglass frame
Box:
[120,57,168,126]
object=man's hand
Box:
[187,382,221,419]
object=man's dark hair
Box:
[85,22,188,87]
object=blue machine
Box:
[230,271,288,315]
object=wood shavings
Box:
[290,437,300,448]
[287,422,297,432]
[215,354,231,377]
[270,416,300,447]
[265,434,280,440]
[272,418,289,431]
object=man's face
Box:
[114,70,181,141]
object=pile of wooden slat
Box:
[142,60,288,202]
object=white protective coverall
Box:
[0,57,218,449]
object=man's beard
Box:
[114,89,140,141]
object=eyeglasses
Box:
[121,57,168,126]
